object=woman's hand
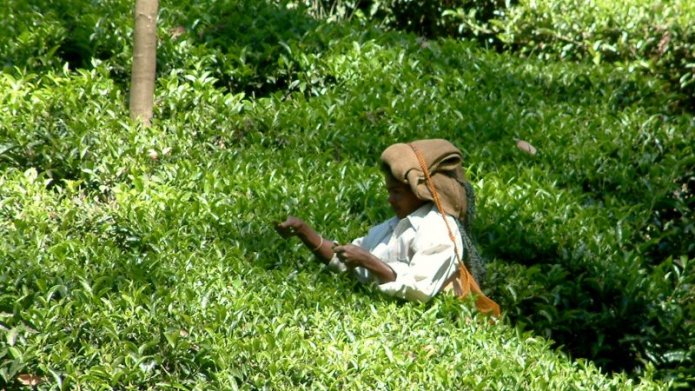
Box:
[334,244,397,283]
[333,244,372,268]
[274,216,306,238]
[274,216,334,263]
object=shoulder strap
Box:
[408,143,463,265]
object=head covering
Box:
[380,139,470,224]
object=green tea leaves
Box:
[0,0,691,389]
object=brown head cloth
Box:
[381,139,469,223]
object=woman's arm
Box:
[275,216,335,263]
[275,217,397,282]
[332,244,396,284]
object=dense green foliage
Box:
[297,0,695,111]
[1,0,693,389]
[445,0,695,112]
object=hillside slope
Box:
[1,0,692,389]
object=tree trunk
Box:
[129,0,159,126]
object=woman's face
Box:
[385,175,425,219]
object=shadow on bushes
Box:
[387,42,695,383]
[159,0,342,99]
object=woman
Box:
[275,139,499,315]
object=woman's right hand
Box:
[274,216,306,238]
[274,217,333,263]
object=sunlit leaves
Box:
[0,0,692,389]
[17,373,42,387]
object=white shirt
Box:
[328,203,462,302]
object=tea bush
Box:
[469,0,695,112]
[296,1,695,111]
[1,0,694,389]
[1,0,132,73]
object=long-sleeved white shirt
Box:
[328,203,462,302]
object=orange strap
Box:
[409,144,500,317]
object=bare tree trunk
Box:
[129,0,159,126]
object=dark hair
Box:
[380,163,403,186]
[380,162,393,176]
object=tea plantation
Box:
[1,0,693,389]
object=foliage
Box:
[446,0,695,112]
[295,1,695,111]
[0,0,132,74]
[1,0,694,389]
[290,0,502,37]
[158,0,330,98]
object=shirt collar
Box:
[393,202,435,232]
